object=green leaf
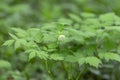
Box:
[99,52,120,62]
[3,40,14,46]
[34,32,43,43]
[12,28,26,33]
[37,51,49,60]
[78,58,85,65]
[105,26,120,32]
[43,33,56,43]
[85,57,102,68]
[69,13,82,22]
[99,13,116,22]
[26,41,38,48]
[58,18,72,25]
[12,28,27,38]
[50,54,64,60]
[20,39,27,45]
[65,55,78,62]
[83,32,96,38]
[0,60,11,69]
[9,33,18,40]
[14,39,27,49]
[14,40,21,49]
[80,12,96,18]
[29,51,36,61]
[99,13,117,26]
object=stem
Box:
[58,39,74,79]
[62,62,68,79]
[45,61,54,79]
[57,40,60,53]
[75,66,88,80]
[62,62,73,80]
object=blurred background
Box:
[1,0,120,80]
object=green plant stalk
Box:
[114,44,120,80]
[75,65,88,80]
[57,40,74,80]
[61,62,74,80]
[45,61,54,79]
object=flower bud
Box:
[58,35,66,41]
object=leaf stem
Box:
[75,66,88,80]
[45,61,54,79]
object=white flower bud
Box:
[58,35,66,41]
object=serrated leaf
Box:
[99,13,115,21]
[105,26,120,32]
[3,40,14,46]
[25,41,38,49]
[12,28,27,38]
[34,32,43,43]
[14,40,21,49]
[78,58,85,65]
[65,55,78,62]
[67,28,84,36]
[12,28,26,33]
[37,51,49,60]
[50,54,64,60]
[58,18,72,25]
[99,53,120,62]
[0,60,11,69]
[43,33,56,43]
[14,39,27,49]
[80,12,96,18]
[69,13,81,22]
[20,39,27,45]
[29,52,36,61]
[9,33,18,40]
[85,57,102,68]
[84,32,96,38]
[27,28,40,37]
[25,49,35,53]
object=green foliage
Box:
[84,57,101,68]
[99,53,120,62]
[4,12,120,69]
[1,0,120,80]
[3,40,14,46]
[0,60,11,69]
